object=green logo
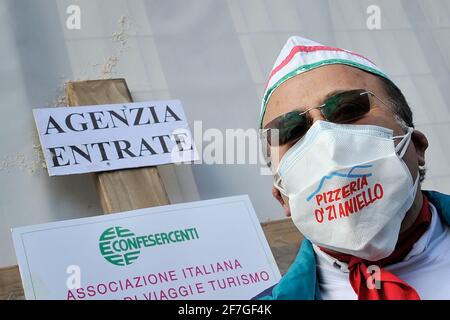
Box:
[99,226,141,266]
[99,226,200,266]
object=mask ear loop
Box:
[393,127,414,159]
[273,172,287,196]
[393,128,420,200]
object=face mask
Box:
[275,120,418,261]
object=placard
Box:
[12,196,281,300]
[33,100,198,176]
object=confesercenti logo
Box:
[99,226,199,266]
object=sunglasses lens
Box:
[265,112,309,146]
[261,112,309,168]
[322,90,370,123]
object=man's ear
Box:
[412,129,428,166]
[272,186,291,217]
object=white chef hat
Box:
[260,36,390,127]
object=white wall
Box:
[1,0,449,267]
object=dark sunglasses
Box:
[261,89,389,147]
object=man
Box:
[256,36,450,300]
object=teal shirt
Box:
[256,190,450,300]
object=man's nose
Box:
[309,108,326,123]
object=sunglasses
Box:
[261,89,388,166]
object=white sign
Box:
[33,100,198,176]
[12,196,281,300]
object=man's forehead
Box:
[262,65,382,127]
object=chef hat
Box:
[259,36,390,127]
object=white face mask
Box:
[275,120,418,261]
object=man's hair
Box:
[377,75,426,182]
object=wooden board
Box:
[65,79,170,213]
[262,218,303,275]
[0,266,23,300]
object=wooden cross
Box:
[65,79,170,213]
